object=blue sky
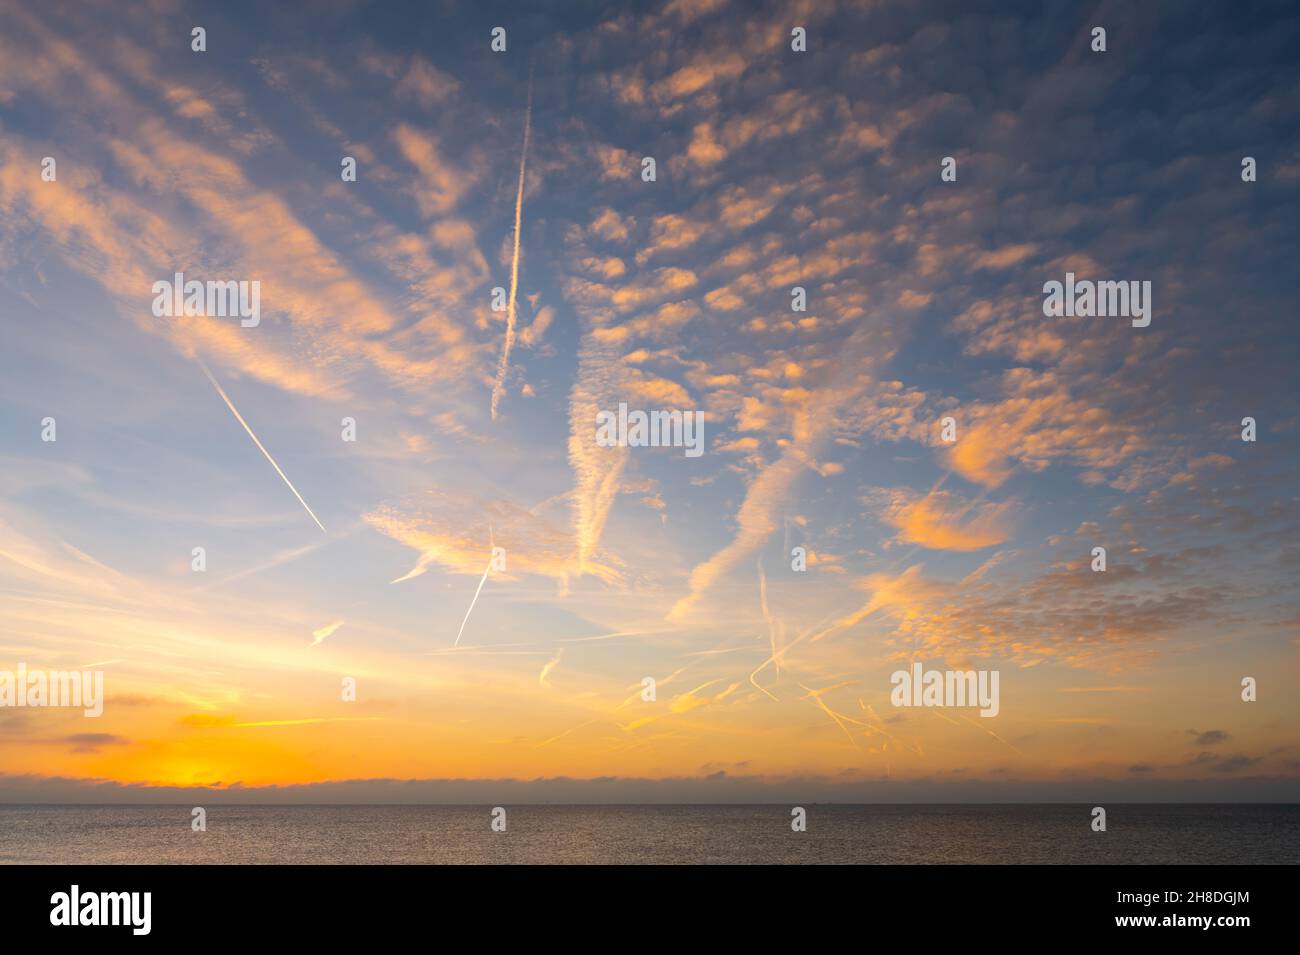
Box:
[1,0,1298,799]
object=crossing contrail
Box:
[199,361,326,533]
[490,68,534,421]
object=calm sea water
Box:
[0,804,1295,864]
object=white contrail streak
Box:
[490,70,534,421]
[757,558,779,677]
[539,647,563,687]
[310,619,345,648]
[750,559,780,701]
[199,361,326,533]
[454,557,493,647]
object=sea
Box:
[1,804,1296,864]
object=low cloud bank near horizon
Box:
[3,772,1298,805]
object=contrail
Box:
[749,559,780,701]
[800,682,868,747]
[309,619,345,648]
[489,67,534,421]
[454,556,493,647]
[199,361,326,533]
[757,558,779,677]
[538,647,563,687]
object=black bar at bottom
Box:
[0,863,1284,942]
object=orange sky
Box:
[1,0,1298,801]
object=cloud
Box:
[57,734,130,754]
[393,125,475,217]
[875,489,1017,552]
[1,0,1296,803]
[395,57,460,107]
[4,771,1297,805]
[943,369,1150,490]
[364,491,608,585]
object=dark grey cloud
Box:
[2,771,1297,804]
[56,733,130,753]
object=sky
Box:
[1,0,1298,803]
